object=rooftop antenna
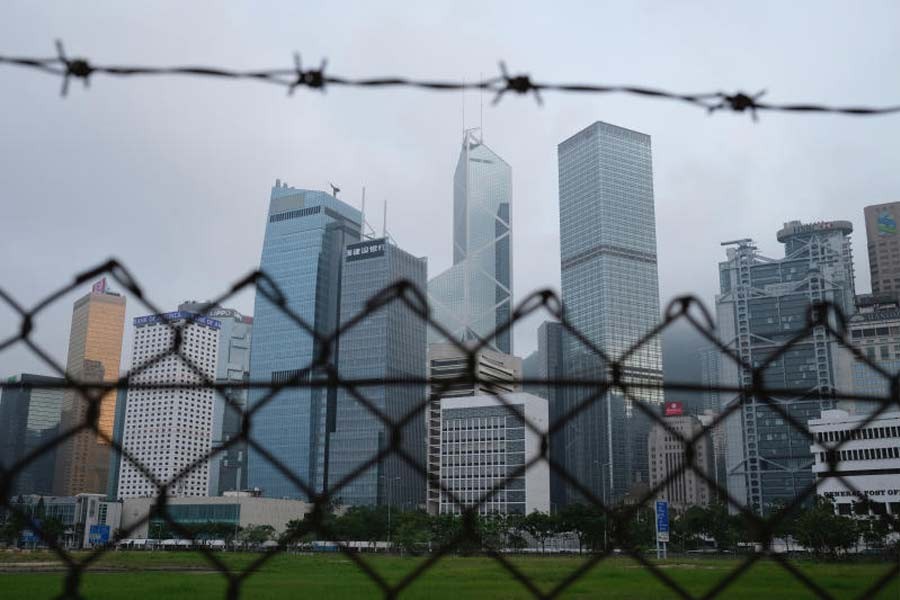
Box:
[360,187,378,240]
[479,71,484,138]
[329,182,341,198]
[383,198,388,237]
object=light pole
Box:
[593,460,611,551]
[380,475,401,549]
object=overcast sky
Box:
[2,1,899,378]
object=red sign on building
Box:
[91,278,107,294]
[664,401,683,417]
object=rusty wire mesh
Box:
[0,258,898,599]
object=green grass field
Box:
[0,551,896,599]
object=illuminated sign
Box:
[346,240,386,262]
[92,278,107,294]
[133,311,221,330]
[664,401,683,417]
[878,211,896,236]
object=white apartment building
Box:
[809,409,900,515]
[117,311,221,499]
[436,393,549,516]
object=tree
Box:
[40,517,65,547]
[793,498,859,559]
[393,510,431,554]
[239,524,275,547]
[522,511,556,553]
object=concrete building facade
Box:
[425,343,522,514]
[436,393,549,516]
[647,414,715,510]
[810,409,900,516]
[864,201,900,299]
[117,311,221,499]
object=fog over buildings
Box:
[2,2,900,383]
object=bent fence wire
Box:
[0,258,898,599]
[1,40,900,118]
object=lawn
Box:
[0,551,896,599]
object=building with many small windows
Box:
[425,343,522,514]
[436,393,548,516]
[836,295,900,415]
[647,413,715,510]
[117,311,221,499]
[809,409,900,515]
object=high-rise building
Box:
[428,129,513,354]
[716,221,856,513]
[437,393,549,515]
[647,412,714,511]
[54,278,126,496]
[328,238,427,508]
[835,294,900,415]
[0,374,65,495]
[117,311,221,499]
[105,387,127,500]
[425,342,521,514]
[864,201,900,299]
[556,121,665,504]
[247,182,362,500]
[178,302,253,495]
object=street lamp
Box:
[380,475,401,549]
[593,460,611,551]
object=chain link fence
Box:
[1,259,898,598]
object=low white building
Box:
[435,393,549,516]
[809,409,900,515]
[119,495,313,539]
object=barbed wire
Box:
[0,41,899,120]
[0,259,898,599]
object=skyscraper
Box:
[117,310,221,499]
[429,129,513,354]
[716,221,856,512]
[556,121,665,504]
[0,374,65,495]
[327,237,427,508]
[247,182,362,499]
[864,201,900,299]
[54,278,126,496]
[179,302,253,495]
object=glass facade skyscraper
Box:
[556,121,664,504]
[247,181,361,500]
[328,238,427,507]
[429,129,513,354]
[716,221,856,513]
[0,374,65,495]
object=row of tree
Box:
[5,498,898,557]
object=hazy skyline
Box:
[2,1,900,378]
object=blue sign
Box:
[89,524,110,545]
[134,311,221,330]
[655,500,669,542]
[21,518,41,545]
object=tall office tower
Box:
[717,221,856,513]
[179,302,253,495]
[0,374,65,495]
[117,310,221,499]
[54,278,126,496]
[425,342,521,514]
[247,182,362,499]
[647,412,714,511]
[864,201,900,298]
[698,346,722,414]
[105,388,127,500]
[528,321,567,510]
[328,238,427,507]
[556,122,665,504]
[428,129,513,354]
